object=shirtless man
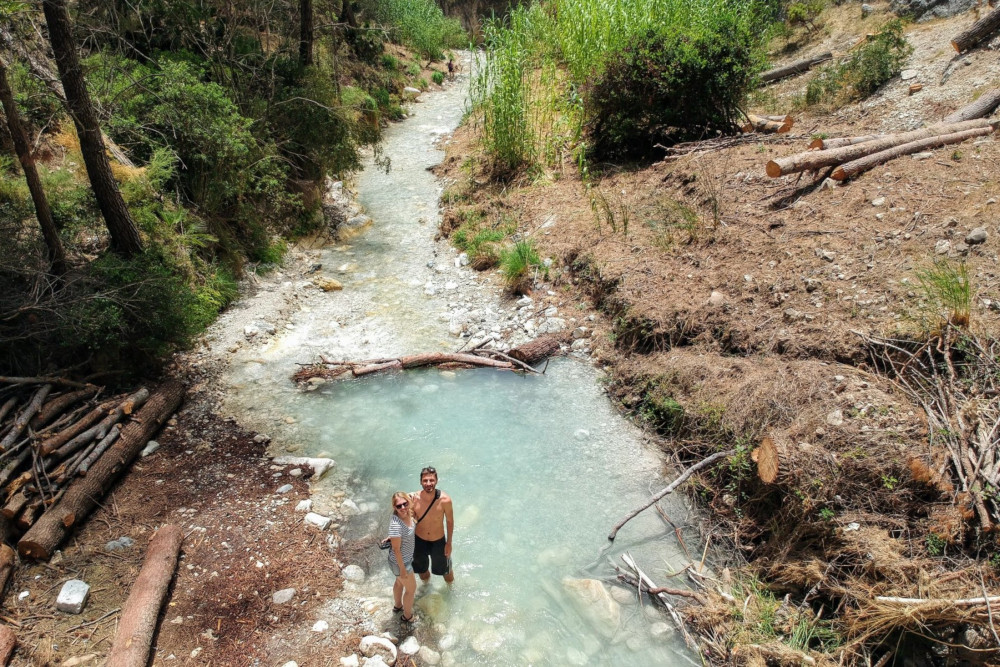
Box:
[410,466,454,583]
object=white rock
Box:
[273,456,336,479]
[276,484,294,494]
[17,591,29,602]
[417,646,441,665]
[403,86,421,95]
[570,339,588,352]
[312,620,330,632]
[359,635,397,664]
[471,628,503,654]
[561,578,621,638]
[826,409,844,427]
[650,621,673,637]
[361,658,389,667]
[340,656,360,667]
[458,253,469,266]
[341,499,361,515]
[438,634,456,651]
[935,240,952,255]
[399,636,421,655]
[342,564,366,582]
[56,580,90,614]
[571,327,587,339]
[272,588,296,604]
[304,512,332,530]
[295,499,313,513]
[707,290,725,307]
[140,440,160,457]
[901,69,917,80]
[281,662,298,667]
[573,429,590,441]
[244,325,260,338]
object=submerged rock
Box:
[561,578,621,638]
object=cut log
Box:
[942,88,1000,123]
[742,114,794,134]
[760,52,833,84]
[0,624,14,666]
[15,501,42,531]
[756,436,780,484]
[39,400,113,456]
[951,5,1000,52]
[1,490,28,520]
[49,388,148,462]
[0,543,14,595]
[106,525,183,667]
[0,385,51,451]
[18,380,184,561]
[508,337,560,365]
[78,424,120,476]
[30,387,96,430]
[908,84,923,96]
[766,118,997,177]
[0,397,17,425]
[831,127,994,180]
[808,134,885,150]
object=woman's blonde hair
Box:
[391,491,413,520]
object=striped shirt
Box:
[388,514,415,566]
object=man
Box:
[410,466,454,583]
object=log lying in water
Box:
[760,52,832,84]
[943,88,1000,123]
[951,5,1000,53]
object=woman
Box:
[387,491,417,622]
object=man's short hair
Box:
[420,466,438,479]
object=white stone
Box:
[935,240,952,255]
[471,628,503,653]
[340,656,360,667]
[649,621,672,637]
[707,290,724,307]
[56,580,90,614]
[341,499,361,515]
[417,646,441,665]
[901,69,917,80]
[288,468,303,477]
[140,440,160,457]
[571,327,587,339]
[342,564,366,582]
[403,86,421,95]
[281,662,298,667]
[272,588,296,604]
[361,658,388,667]
[276,484,294,494]
[273,456,335,479]
[17,591,28,602]
[399,636,421,655]
[312,620,330,632]
[295,499,313,512]
[826,409,844,427]
[359,635,397,664]
[571,339,588,352]
[561,578,621,638]
[516,296,533,307]
[573,429,590,441]
[438,634,456,651]
[304,512,332,530]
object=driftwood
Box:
[760,52,832,83]
[106,525,183,667]
[742,114,794,134]
[0,624,14,666]
[831,127,994,180]
[808,134,884,150]
[766,118,997,177]
[943,88,1000,123]
[620,553,699,650]
[508,336,559,365]
[608,450,734,541]
[951,5,1000,52]
[19,380,184,561]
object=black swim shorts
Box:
[412,536,451,576]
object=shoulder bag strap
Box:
[416,489,441,524]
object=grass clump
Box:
[806,19,912,105]
[359,0,465,60]
[432,70,445,85]
[499,239,541,293]
[915,260,972,330]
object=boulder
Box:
[359,635,397,665]
[561,578,621,638]
[890,0,976,20]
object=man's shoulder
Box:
[439,490,452,504]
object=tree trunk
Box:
[0,385,51,451]
[766,118,998,177]
[0,57,66,275]
[0,622,14,666]
[831,127,994,180]
[300,0,314,66]
[40,0,143,258]
[760,52,832,83]
[106,525,183,667]
[341,0,358,28]
[943,88,1000,123]
[19,380,184,561]
[808,134,884,150]
[508,337,560,365]
[742,114,794,134]
[951,5,1000,52]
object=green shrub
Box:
[640,385,686,435]
[786,0,825,29]
[381,53,400,70]
[499,239,540,292]
[358,0,465,60]
[432,70,445,85]
[585,16,764,160]
[806,19,911,105]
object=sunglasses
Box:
[395,502,409,509]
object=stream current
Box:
[222,55,696,665]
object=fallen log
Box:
[951,5,1000,53]
[0,623,14,666]
[0,385,51,451]
[0,376,91,389]
[18,380,184,561]
[808,134,884,150]
[766,118,997,177]
[742,114,794,134]
[943,88,1000,123]
[609,450,734,541]
[0,398,17,426]
[508,336,560,365]
[49,389,148,462]
[1,490,28,520]
[760,52,833,84]
[106,524,183,667]
[831,126,994,180]
[78,424,120,476]
[30,387,96,430]
[39,400,113,456]
[15,501,41,531]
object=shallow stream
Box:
[223,54,697,665]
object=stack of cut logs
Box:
[765,90,1000,181]
[0,378,183,561]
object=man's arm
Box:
[443,496,455,556]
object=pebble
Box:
[400,636,421,655]
[295,499,313,512]
[17,591,29,602]
[966,227,988,245]
[707,290,725,306]
[276,484,294,494]
[56,580,90,614]
[304,512,332,530]
[815,248,836,262]
[871,197,885,207]
[340,657,360,667]
[312,620,330,632]
[900,69,917,80]
[272,588,296,604]
[140,440,160,457]
[360,636,397,664]
[826,409,844,427]
[288,468,303,477]
[935,240,952,255]
[418,646,442,665]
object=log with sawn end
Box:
[766,118,998,177]
[18,380,184,561]
[0,385,51,451]
[742,114,794,134]
[951,5,1000,53]
[831,126,995,180]
[943,88,1000,123]
[38,400,114,456]
[808,134,884,150]
[760,52,832,83]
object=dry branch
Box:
[19,380,184,561]
[39,401,113,456]
[951,5,1000,52]
[30,388,96,430]
[0,384,51,451]
[943,88,1000,123]
[0,398,17,426]
[107,525,183,667]
[875,595,1000,606]
[609,450,734,541]
[760,52,832,83]
[831,127,994,180]
[766,118,997,177]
